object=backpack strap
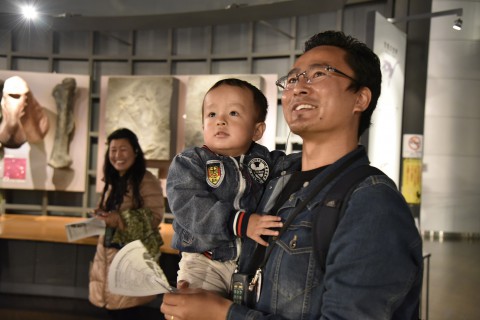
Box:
[313,165,385,272]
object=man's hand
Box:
[246,213,283,246]
[161,288,233,320]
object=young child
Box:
[167,78,284,295]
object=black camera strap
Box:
[247,149,364,292]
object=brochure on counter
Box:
[65,217,106,242]
[108,239,175,296]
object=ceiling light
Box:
[21,5,38,20]
[453,18,462,30]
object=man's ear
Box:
[252,122,266,141]
[353,87,371,113]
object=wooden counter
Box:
[0,213,178,255]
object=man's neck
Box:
[300,136,358,171]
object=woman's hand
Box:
[161,288,233,320]
[93,209,125,230]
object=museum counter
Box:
[0,213,179,300]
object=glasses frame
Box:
[275,65,357,90]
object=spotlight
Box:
[21,5,38,20]
[453,18,462,30]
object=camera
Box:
[230,273,255,307]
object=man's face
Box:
[281,45,368,141]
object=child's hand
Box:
[246,214,283,246]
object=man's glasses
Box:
[276,65,357,91]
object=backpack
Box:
[313,165,385,272]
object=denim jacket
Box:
[228,146,423,320]
[167,142,284,261]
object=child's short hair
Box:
[205,78,268,123]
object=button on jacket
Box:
[229,146,423,320]
[168,142,284,261]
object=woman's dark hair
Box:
[304,30,382,138]
[205,78,268,123]
[99,128,146,212]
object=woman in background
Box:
[89,128,164,320]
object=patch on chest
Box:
[248,158,270,184]
[206,160,225,188]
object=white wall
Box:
[421,0,480,233]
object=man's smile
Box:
[294,104,317,111]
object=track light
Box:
[453,18,462,30]
[387,8,464,32]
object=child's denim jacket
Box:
[167,142,285,261]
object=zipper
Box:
[231,155,246,210]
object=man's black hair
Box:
[305,30,382,138]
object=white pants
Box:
[177,252,236,296]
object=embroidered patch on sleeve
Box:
[206,160,225,188]
[248,158,269,184]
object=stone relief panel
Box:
[104,76,178,160]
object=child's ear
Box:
[353,87,371,113]
[252,122,266,141]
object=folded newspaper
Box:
[108,239,175,296]
[65,217,106,242]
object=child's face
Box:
[203,84,265,157]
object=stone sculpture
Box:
[48,78,77,169]
[0,76,50,148]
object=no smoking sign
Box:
[403,134,423,158]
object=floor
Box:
[0,294,165,320]
[422,238,480,320]
[0,238,479,320]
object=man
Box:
[161,30,423,320]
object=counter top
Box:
[0,213,178,255]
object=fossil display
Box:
[0,76,50,148]
[48,78,77,169]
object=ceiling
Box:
[0,0,347,31]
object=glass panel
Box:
[0,56,6,69]
[135,29,170,56]
[343,3,386,41]
[252,57,290,76]
[172,61,207,75]
[296,12,337,50]
[54,31,90,55]
[11,57,49,72]
[173,27,209,55]
[47,191,83,207]
[12,27,50,53]
[94,31,131,55]
[92,60,130,94]
[6,190,43,205]
[88,176,100,208]
[53,59,89,75]
[90,99,100,132]
[133,61,169,75]
[212,23,249,55]
[0,30,9,52]
[211,59,249,74]
[253,18,291,53]
[90,137,98,171]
